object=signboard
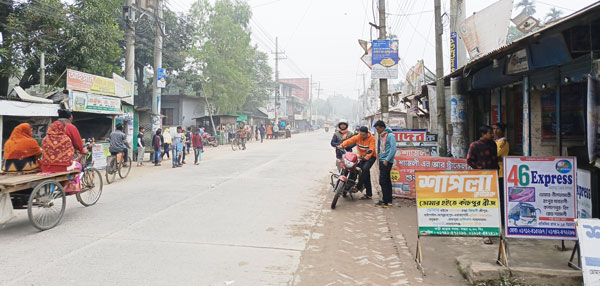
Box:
[504,157,577,240]
[371,40,399,79]
[360,47,372,69]
[388,116,406,130]
[416,170,501,237]
[66,69,115,96]
[577,169,593,218]
[157,68,167,88]
[404,60,425,96]
[393,156,469,199]
[450,32,458,72]
[506,49,529,74]
[91,143,110,169]
[458,0,512,59]
[512,12,540,34]
[576,218,600,286]
[113,73,134,105]
[70,91,121,115]
[394,130,428,142]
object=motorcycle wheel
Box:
[331,181,344,209]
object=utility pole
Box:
[272,37,286,125]
[152,0,163,116]
[450,0,467,158]
[309,74,312,126]
[40,52,45,88]
[315,82,322,126]
[125,0,136,86]
[378,0,388,122]
[434,0,447,156]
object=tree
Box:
[242,49,274,111]
[0,0,15,96]
[515,0,536,16]
[189,0,258,113]
[506,26,525,43]
[545,8,563,23]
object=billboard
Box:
[66,69,115,96]
[504,157,577,240]
[577,218,600,285]
[416,170,501,237]
[458,0,512,59]
[371,40,399,79]
[393,156,469,199]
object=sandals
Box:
[483,237,493,245]
[359,195,372,200]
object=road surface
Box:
[0,131,424,285]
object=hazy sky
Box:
[166,0,598,99]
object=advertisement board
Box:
[371,40,399,79]
[416,170,501,237]
[157,68,167,88]
[458,0,512,59]
[91,143,110,169]
[66,69,115,96]
[577,169,593,218]
[503,157,577,240]
[113,73,134,105]
[70,91,121,115]
[577,218,600,286]
[393,156,469,199]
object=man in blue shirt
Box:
[374,120,396,208]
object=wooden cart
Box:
[0,168,103,231]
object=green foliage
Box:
[515,0,536,16]
[506,26,525,44]
[545,8,563,23]
[1,0,123,89]
[189,0,272,113]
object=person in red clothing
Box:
[57,109,85,155]
[338,126,377,200]
[192,128,203,165]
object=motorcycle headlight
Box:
[344,158,354,168]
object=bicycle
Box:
[77,150,103,206]
[231,134,242,151]
[105,149,132,184]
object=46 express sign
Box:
[504,157,577,239]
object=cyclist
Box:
[108,123,130,167]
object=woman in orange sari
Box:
[2,123,42,174]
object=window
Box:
[541,83,586,141]
[162,108,174,126]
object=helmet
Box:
[337,119,348,130]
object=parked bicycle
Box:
[105,149,131,184]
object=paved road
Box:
[0,132,334,285]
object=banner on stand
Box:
[416,170,501,237]
[504,157,577,240]
[577,218,600,286]
[392,156,468,199]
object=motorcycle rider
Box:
[338,126,377,200]
[330,119,354,171]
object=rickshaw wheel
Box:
[77,168,103,206]
[27,180,66,231]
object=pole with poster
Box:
[414,170,507,274]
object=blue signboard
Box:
[371,40,399,79]
[157,68,166,88]
[450,32,458,72]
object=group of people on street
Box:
[152,126,205,168]
[330,119,396,208]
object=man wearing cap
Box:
[57,109,85,155]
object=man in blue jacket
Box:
[374,120,396,208]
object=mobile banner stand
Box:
[568,168,594,270]
[414,170,507,275]
[503,157,578,269]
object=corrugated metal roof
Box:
[445,1,600,79]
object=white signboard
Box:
[458,0,513,59]
[506,49,529,74]
[504,157,577,240]
[577,169,593,218]
[577,218,600,286]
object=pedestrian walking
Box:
[259,124,266,143]
[152,129,162,166]
[192,128,203,165]
[162,128,172,160]
[137,127,145,167]
[172,126,183,168]
[467,125,499,244]
[179,127,186,165]
[273,124,279,139]
[374,120,396,208]
[266,124,273,139]
[238,123,248,150]
[185,127,192,155]
[255,126,259,141]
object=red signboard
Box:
[394,131,427,142]
[392,156,469,199]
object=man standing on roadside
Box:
[192,128,203,165]
[137,127,145,167]
[259,124,266,143]
[374,120,396,208]
[172,126,183,168]
[152,129,162,166]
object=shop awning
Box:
[0,100,60,117]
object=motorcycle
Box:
[324,127,329,132]
[202,133,219,147]
[330,148,362,209]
